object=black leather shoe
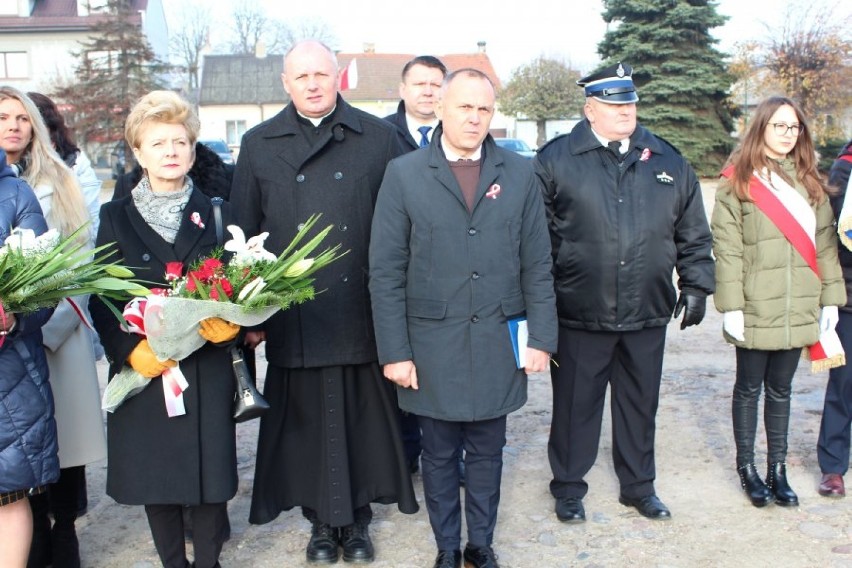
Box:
[463,544,499,568]
[737,463,775,507]
[766,462,799,507]
[618,494,672,520]
[306,522,339,564]
[340,521,374,563]
[432,549,462,568]
[554,496,585,523]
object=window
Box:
[0,52,28,79]
[226,120,247,146]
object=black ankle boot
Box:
[341,521,374,563]
[736,463,775,507]
[766,462,799,507]
[306,522,339,564]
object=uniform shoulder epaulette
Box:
[537,132,570,153]
[650,132,683,156]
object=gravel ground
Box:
[74,181,852,567]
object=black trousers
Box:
[419,415,506,551]
[548,326,666,500]
[819,311,852,474]
[732,347,800,466]
[145,503,228,568]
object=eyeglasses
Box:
[769,122,802,137]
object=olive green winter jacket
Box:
[712,159,846,350]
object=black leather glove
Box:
[673,292,706,330]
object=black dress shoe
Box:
[554,496,586,523]
[306,522,339,564]
[340,521,374,563]
[463,544,499,568]
[618,494,672,520]
[432,549,462,568]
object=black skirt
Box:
[249,362,419,527]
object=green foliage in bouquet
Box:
[0,224,149,314]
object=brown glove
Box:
[198,317,240,344]
[127,339,177,378]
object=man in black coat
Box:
[534,62,715,523]
[230,40,418,565]
[383,55,447,475]
[384,55,446,153]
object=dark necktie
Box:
[608,140,622,157]
[418,126,432,148]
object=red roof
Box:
[336,52,502,101]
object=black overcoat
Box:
[231,96,403,368]
[89,187,238,505]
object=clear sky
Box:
[175,0,847,80]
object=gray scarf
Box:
[131,176,194,244]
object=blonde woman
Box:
[0,86,104,567]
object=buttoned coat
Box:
[89,187,238,505]
[369,132,558,421]
[231,96,402,368]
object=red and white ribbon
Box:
[162,364,189,417]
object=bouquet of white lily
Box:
[102,214,346,414]
[0,225,148,316]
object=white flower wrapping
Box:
[101,295,278,413]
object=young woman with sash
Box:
[712,96,846,508]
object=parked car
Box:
[199,139,235,165]
[493,137,536,159]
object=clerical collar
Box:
[441,135,482,162]
[590,127,628,154]
[297,105,337,127]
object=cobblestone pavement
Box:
[76,182,852,567]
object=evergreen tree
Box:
[53,0,170,168]
[498,57,585,147]
[598,0,736,175]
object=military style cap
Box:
[576,62,638,104]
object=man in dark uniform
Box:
[230,40,418,564]
[818,139,852,498]
[534,62,714,522]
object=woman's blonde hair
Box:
[0,86,88,244]
[125,90,200,149]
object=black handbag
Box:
[230,345,269,422]
[210,197,270,422]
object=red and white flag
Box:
[340,58,358,91]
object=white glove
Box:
[820,306,839,333]
[723,310,745,342]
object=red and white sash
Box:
[721,166,844,371]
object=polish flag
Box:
[340,58,358,91]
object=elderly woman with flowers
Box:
[89,91,240,568]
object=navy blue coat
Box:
[535,120,715,331]
[0,149,58,493]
